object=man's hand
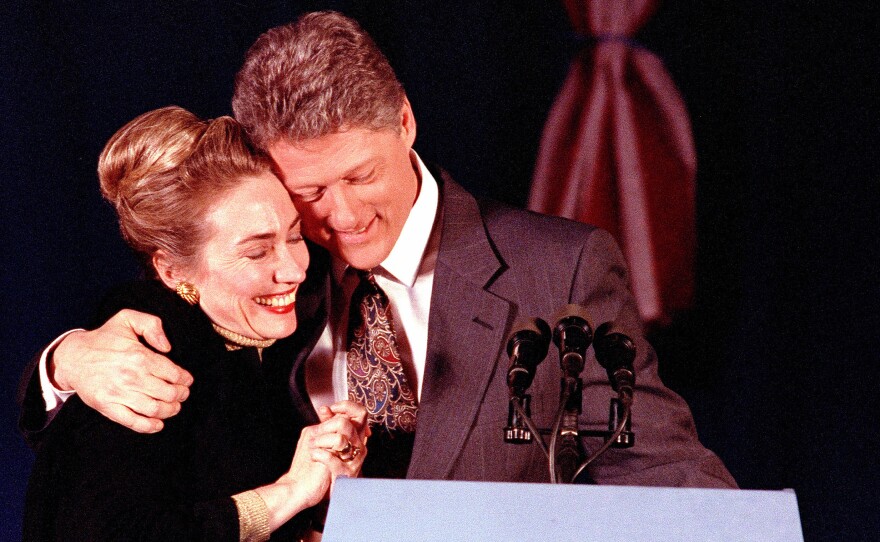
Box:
[50,309,193,433]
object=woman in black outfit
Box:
[23,106,368,541]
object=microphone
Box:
[549,305,592,483]
[505,317,551,445]
[551,305,594,379]
[593,321,637,399]
[506,317,551,396]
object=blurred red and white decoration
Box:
[529,0,696,327]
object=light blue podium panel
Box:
[323,479,803,542]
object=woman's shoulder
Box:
[94,280,205,332]
[93,279,188,320]
[92,280,223,367]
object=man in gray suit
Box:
[21,11,735,488]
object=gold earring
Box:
[175,282,199,305]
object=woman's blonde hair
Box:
[98,106,272,274]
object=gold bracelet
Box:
[231,490,271,542]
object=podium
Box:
[323,479,803,541]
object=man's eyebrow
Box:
[331,156,374,181]
[345,160,374,178]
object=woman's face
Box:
[189,172,309,340]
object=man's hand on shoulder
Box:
[50,309,193,433]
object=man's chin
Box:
[332,245,386,270]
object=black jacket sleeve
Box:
[24,396,241,542]
[22,282,246,541]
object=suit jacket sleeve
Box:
[17,349,49,449]
[413,174,735,487]
[569,228,737,487]
[16,335,75,450]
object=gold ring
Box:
[336,441,355,462]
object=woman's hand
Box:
[280,401,369,500]
[316,400,371,454]
[311,400,370,482]
[294,401,369,490]
[252,401,369,531]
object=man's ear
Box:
[400,96,417,148]
[153,250,186,290]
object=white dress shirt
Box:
[39,330,80,411]
[305,152,440,411]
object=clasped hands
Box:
[305,401,370,474]
[279,401,370,509]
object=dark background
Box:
[2,2,876,541]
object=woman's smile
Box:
[254,287,298,313]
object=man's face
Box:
[268,104,419,270]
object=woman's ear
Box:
[153,250,185,290]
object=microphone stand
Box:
[509,380,635,484]
[549,375,584,483]
[507,394,550,457]
[503,314,637,484]
[571,394,633,482]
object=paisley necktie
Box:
[346,270,418,433]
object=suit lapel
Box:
[408,173,515,479]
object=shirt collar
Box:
[331,151,439,287]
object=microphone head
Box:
[551,304,594,377]
[593,321,637,394]
[593,321,637,371]
[505,317,551,360]
[506,317,551,394]
[551,304,594,350]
